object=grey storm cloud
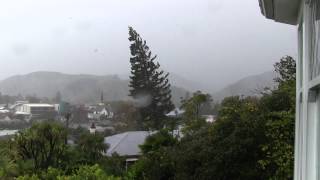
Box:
[12,44,29,56]
[0,0,297,91]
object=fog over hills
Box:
[119,72,209,92]
[0,0,297,89]
[0,71,277,105]
[212,71,277,101]
[0,71,189,105]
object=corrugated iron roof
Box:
[104,131,150,156]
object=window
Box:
[308,0,320,80]
[306,90,318,179]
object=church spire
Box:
[100,91,104,104]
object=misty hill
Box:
[0,71,188,105]
[168,73,211,92]
[212,71,277,101]
[119,72,209,93]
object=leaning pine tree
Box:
[128,27,174,130]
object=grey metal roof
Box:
[104,131,150,156]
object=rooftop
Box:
[23,104,54,107]
[104,131,150,156]
[166,108,185,117]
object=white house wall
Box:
[295,1,320,179]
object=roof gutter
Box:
[259,0,274,20]
[258,0,300,25]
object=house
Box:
[15,101,29,105]
[0,106,12,121]
[0,104,8,109]
[0,107,10,114]
[88,104,114,120]
[14,111,31,122]
[166,108,185,118]
[104,131,149,157]
[89,122,96,134]
[104,131,150,167]
[0,130,18,137]
[258,0,317,179]
[202,115,216,123]
[11,103,25,112]
[9,101,29,111]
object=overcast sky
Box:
[0,0,297,89]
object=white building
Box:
[16,103,56,120]
[89,122,96,134]
[202,115,216,123]
[166,108,185,118]
[87,105,113,120]
[259,0,319,179]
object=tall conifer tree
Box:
[128,27,174,130]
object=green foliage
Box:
[180,91,212,135]
[0,139,20,178]
[129,56,296,180]
[174,96,266,180]
[0,56,296,179]
[0,122,128,179]
[99,153,126,176]
[140,129,177,154]
[274,56,296,84]
[109,101,140,132]
[16,165,120,180]
[128,27,174,130]
[77,132,108,164]
[181,91,212,120]
[258,56,296,179]
[171,125,212,180]
[259,111,295,179]
[11,122,68,170]
[129,150,175,180]
[130,130,177,180]
[16,174,40,180]
[211,97,265,179]
[59,164,120,180]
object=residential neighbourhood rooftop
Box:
[104,131,150,157]
[166,108,185,117]
[0,0,305,178]
[23,104,54,107]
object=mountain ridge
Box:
[212,71,277,101]
[0,71,188,105]
[0,70,278,104]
